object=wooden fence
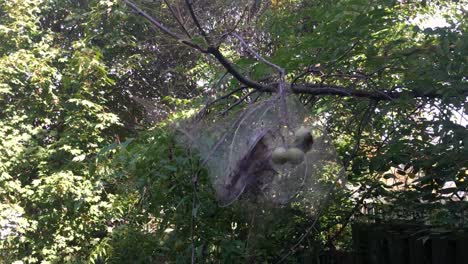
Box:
[351,223,468,264]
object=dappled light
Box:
[0,0,466,263]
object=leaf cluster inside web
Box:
[177,95,345,209]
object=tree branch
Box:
[163,0,192,38]
[291,83,467,101]
[122,0,206,52]
[206,46,271,91]
[184,0,210,43]
[122,0,467,102]
[221,89,256,115]
[231,32,285,76]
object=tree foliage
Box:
[0,0,466,263]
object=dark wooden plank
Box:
[388,237,407,264]
[432,236,447,264]
[408,235,425,264]
[455,238,468,264]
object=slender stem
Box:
[207,46,271,91]
[122,0,206,51]
[221,89,256,115]
[231,32,285,77]
[163,0,192,38]
[184,0,210,43]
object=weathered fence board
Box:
[351,223,468,264]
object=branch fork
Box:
[122,0,466,102]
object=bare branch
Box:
[206,46,272,91]
[291,66,322,87]
[197,79,247,118]
[218,6,249,46]
[231,32,285,76]
[122,1,276,91]
[184,0,210,43]
[163,0,192,38]
[325,41,359,67]
[221,89,256,115]
[122,0,206,52]
[344,100,377,167]
[122,0,467,102]
[213,85,247,103]
[291,83,468,101]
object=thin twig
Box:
[217,86,247,101]
[231,32,285,77]
[207,46,271,90]
[189,156,201,264]
[244,211,256,259]
[291,67,322,88]
[275,199,326,263]
[228,32,290,131]
[122,0,206,51]
[326,41,359,68]
[217,5,249,46]
[163,0,192,38]
[325,182,380,248]
[195,72,239,117]
[184,0,210,43]
[221,90,256,115]
[344,100,377,168]
[304,95,318,106]
[374,104,423,152]
[202,85,247,111]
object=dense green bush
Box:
[1,0,466,263]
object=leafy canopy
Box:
[0,0,466,263]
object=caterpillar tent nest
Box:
[177,95,345,208]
